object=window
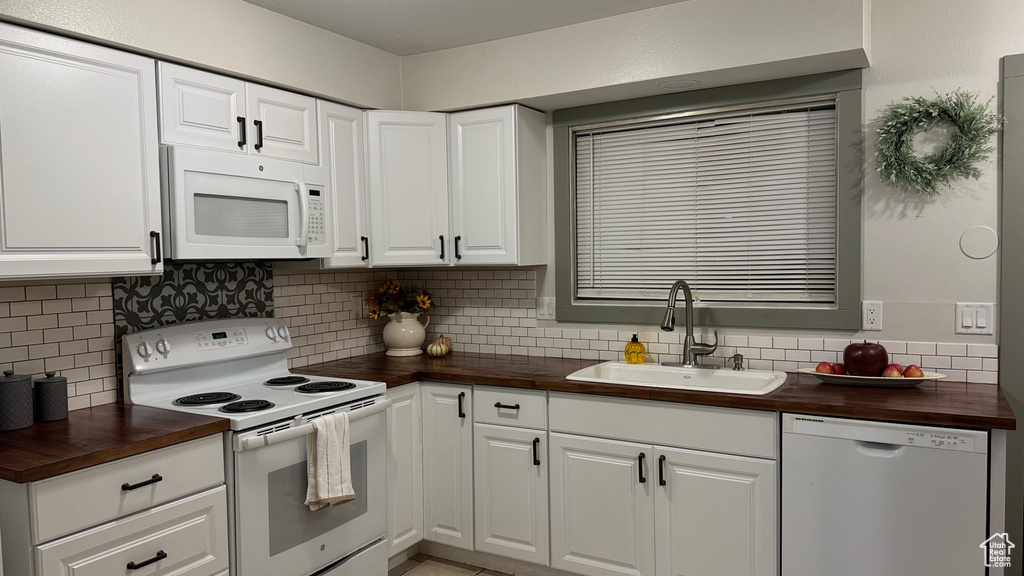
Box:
[553,72,863,329]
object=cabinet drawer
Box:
[36,486,228,576]
[473,387,546,429]
[32,435,224,544]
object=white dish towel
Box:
[305,412,356,511]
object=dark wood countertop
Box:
[0,404,229,483]
[304,352,1016,431]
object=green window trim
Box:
[553,70,864,330]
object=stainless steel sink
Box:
[566,362,787,395]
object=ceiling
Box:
[243,0,691,56]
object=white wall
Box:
[0,0,402,109]
[526,0,1021,345]
[400,0,870,112]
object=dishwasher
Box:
[782,413,990,576]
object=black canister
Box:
[0,370,34,431]
[34,372,68,422]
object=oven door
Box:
[163,145,328,260]
[232,399,388,576]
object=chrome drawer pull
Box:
[121,473,162,491]
[127,549,166,571]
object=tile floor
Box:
[389,554,508,576]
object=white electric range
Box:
[123,318,388,576]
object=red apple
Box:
[843,342,889,376]
[830,363,846,375]
[882,364,903,378]
[815,361,834,374]
[904,365,925,378]
[889,363,905,375]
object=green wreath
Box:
[875,90,1002,195]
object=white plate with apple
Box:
[798,368,946,388]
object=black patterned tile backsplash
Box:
[113,262,275,393]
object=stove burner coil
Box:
[219,399,275,413]
[174,392,242,406]
[295,382,358,394]
[265,376,310,386]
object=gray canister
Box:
[0,370,34,431]
[34,372,68,422]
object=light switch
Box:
[955,302,994,335]
[961,309,973,328]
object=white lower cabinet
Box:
[550,433,777,576]
[386,384,423,556]
[549,433,655,576]
[655,446,776,576]
[36,486,228,576]
[474,424,548,564]
[421,383,474,549]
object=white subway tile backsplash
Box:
[936,342,967,356]
[907,341,937,355]
[968,344,998,358]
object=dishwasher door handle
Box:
[854,440,903,457]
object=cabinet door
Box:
[550,433,655,576]
[0,22,162,279]
[366,111,450,266]
[474,425,548,565]
[319,102,369,268]
[246,84,318,163]
[449,106,518,265]
[158,62,247,153]
[655,446,777,576]
[421,383,473,550]
[386,385,423,557]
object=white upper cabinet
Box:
[246,84,318,163]
[366,111,450,266]
[448,105,547,266]
[159,63,318,164]
[319,101,369,268]
[158,63,246,153]
[0,22,162,279]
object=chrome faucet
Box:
[660,280,718,367]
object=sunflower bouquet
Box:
[366,277,433,320]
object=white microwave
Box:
[160,146,332,260]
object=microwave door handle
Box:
[296,183,309,247]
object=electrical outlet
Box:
[862,300,882,331]
[537,297,556,320]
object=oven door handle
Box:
[237,398,391,452]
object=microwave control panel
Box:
[307,188,327,247]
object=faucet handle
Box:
[692,329,718,356]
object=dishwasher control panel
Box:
[783,413,986,453]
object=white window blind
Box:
[574,99,838,305]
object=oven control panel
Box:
[124,319,293,375]
[195,328,248,350]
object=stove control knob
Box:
[265,326,278,342]
[277,326,290,341]
[137,341,152,358]
[155,338,171,355]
